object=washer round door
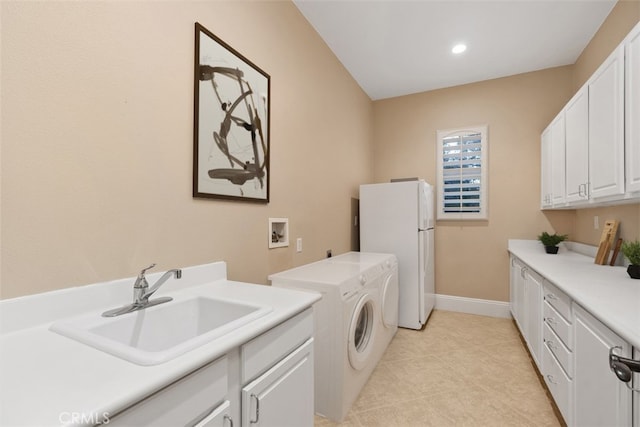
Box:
[380,271,399,329]
[348,294,377,370]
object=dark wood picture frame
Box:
[193,22,270,203]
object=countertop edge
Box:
[0,266,321,426]
[508,239,640,349]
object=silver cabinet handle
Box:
[546,374,557,385]
[224,415,234,427]
[520,266,527,279]
[546,293,557,301]
[545,317,556,325]
[609,346,640,392]
[250,394,260,424]
[546,340,557,351]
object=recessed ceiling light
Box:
[452,43,467,54]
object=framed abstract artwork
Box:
[193,22,270,202]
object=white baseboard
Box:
[434,294,511,319]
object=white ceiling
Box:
[293,0,617,100]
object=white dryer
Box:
[269,251,398,422]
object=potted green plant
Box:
[538,232,568,254]
[621,240,640,279]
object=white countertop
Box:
[508,240,640,349]
[0,262,320,426]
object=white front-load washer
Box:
[269,251,398,422]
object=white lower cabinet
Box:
[573,304,632,427]
[108,308,314,427]
[542,340,572,424]
[635,348,640,427]
[509,257,638,426]
[509,256,524,329]
[108,356,229,426]
[241,339,314,427]
[509,256,542,366]
[541,281,573,425]
[524,269,542,367]
[195,400,232,427]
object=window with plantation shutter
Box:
[436,126,488,220]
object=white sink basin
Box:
[50,296,272,365]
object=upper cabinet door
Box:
[626,22,640,194]
[550,114,566,206]
[540,113,564,209]
[588,45,625,199]
[564,88,589,203]
[541,125,553,209]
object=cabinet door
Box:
[242,339,314,427]
[588,45,625,199]
[541,126,552,208]
[524,269,542,368]
[195,400,232,427]
[573,305,631,426]
[626,22,640,194]
[509,256,519,320]
[564,88,589,203]
[511,259,526,332]
[108,357,228,427]
[550,115,566,206]
[634,347,640,427]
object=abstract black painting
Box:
[193,22,270,202]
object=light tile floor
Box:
[315,310,563,427]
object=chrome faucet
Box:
[133,263,182,305]
[102,264,182,317]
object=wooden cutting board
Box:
[594,220,619,265]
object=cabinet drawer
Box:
[543,321,573,378]
[542,344,572,425]
[194,400,231,427]
[543,301,572,350]
[241,308,313,383]
[109,356,228,426]
[543,281,571,323]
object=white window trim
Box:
[436,125,489,220]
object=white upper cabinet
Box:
[564,88,589,204]
[626,22,640,194]
[541,21,640,209]
[540,113,565,208]
[587,44,625,200]
[551,115,566,206]
[541,126,553,209]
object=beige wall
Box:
[372,68,575,302]
[573,0,640,91]
[0,1,373,299]
[371,1,640,302]
[2,1,638,302]
[570,0,640,246]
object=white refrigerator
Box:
[359,180,435,330]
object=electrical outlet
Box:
[296,238,302,253]
[594,216,599,230]
[326,249,332,258]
